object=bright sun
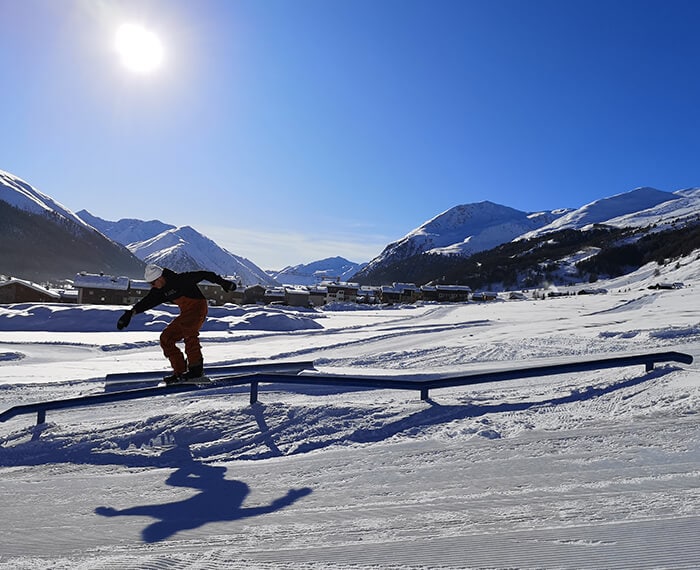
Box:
[114,23,164,74]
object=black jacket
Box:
[133,269,224,314]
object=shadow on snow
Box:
[94,445,311,543]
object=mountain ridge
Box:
[77,215,277,287]
[359,201,568,277]
[3,167,700,289]
[354,185,700,284]
[0,171,144,281]
[77,210,175,246]
[272,256,367,286]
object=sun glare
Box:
[115,23,164,74]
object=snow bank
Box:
[0,303,324,333]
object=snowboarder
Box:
[117,264,236,384]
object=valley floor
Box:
[1,264,699,569]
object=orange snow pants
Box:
[160,297,208,374]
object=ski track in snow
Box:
[0,265,699,568]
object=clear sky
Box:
[2,0,700,269]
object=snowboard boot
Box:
[183,362,204,380]
[163,372,185,386]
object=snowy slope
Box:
[0,253,699,568]
[129,225,277,286]
[604,186,700,230]
[75,211,277,286]
[0,169,94,231]
[362,201,567,273]
[76,210,175,245]
[272,256,367,285]
[520,186,685,239]
[0,170,145,280]
[359,186,700,281]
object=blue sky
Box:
[2,0,700,269]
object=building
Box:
[264,287,286,304]
[127,279,152,305]
[74,273,131,305]
[421,284,472,303]
[472,291,499,301]
[242,285,266,305]
[198,281,241,305]
[307,285,328,307]
[0,278,61,304]
[285,287,311,307]
[324,281,360,304]
[379,283,421,304]
[357,286,380,304]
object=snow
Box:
[77,207,276,288]
[361,186,700,273]
[73,274,130,291]
[367,201,565,269]
[127,225,277,287]
[521,187,691,239]
[272,257,366,287]
[0,170,93,231]
[76,210,175,246]
[1,256,699,569]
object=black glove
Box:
[117,309,133,330]
[220,279,236,292]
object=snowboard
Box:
[162,375,212,387]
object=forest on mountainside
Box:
[354,223,700,290]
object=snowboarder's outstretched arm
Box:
[117,287,166,330]
[117,309,132,330]
[185,270,236,292]
[116,269,235,330]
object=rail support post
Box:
[250,381,259,405]
[36,408,46,425]
[420,387,430,401]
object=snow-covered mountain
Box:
[361,201,569,275]
[128,225,276,286]
[359,187,700,280]
[0,170,144,281]
[272,257,367,286]
[78,212,361,287]
[77,210,175,246]
[0,169,94,231]
[604,187,700,230]
[76,211,277,287]
[5,165,700,288]
[519,187,688,239]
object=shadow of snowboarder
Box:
[95,446,311,543]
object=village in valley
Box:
[2,269,666,311]
[0,272,475,308]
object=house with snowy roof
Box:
[379,283,421,304]
[0,278,61,304]
[73,273,132,305]
[324,281,360,304]
[420,284,472,303]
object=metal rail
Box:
[250,351,694,402]
[104,360,316,383]
[0,351,693,426]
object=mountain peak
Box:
[86,219,276,286]
[77,210,175,246]
[0,171,144,281]
[361,199,566,274]
[273,257,366,286]
[521,186,680,239]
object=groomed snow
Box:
[1,257,699,569]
